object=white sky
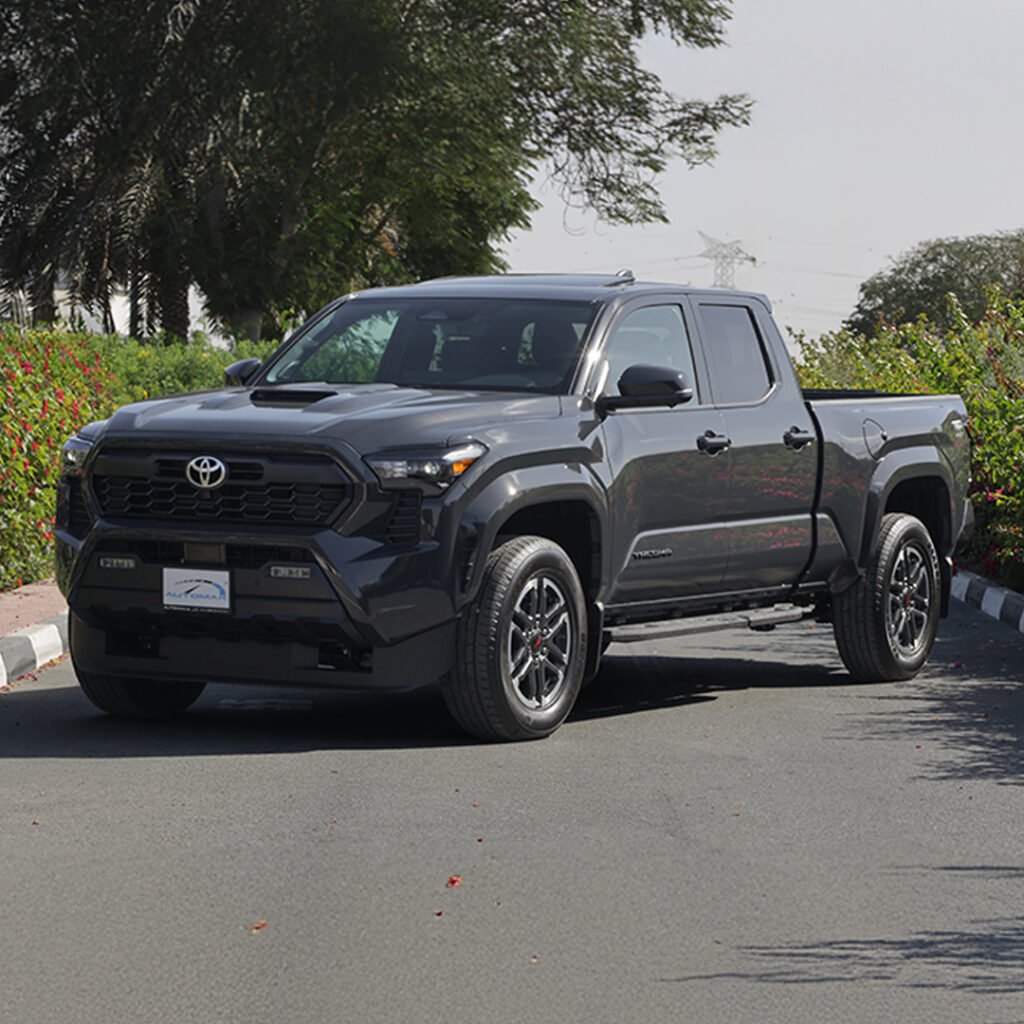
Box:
[504,0,1024,339]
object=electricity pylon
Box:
[698,231,757,289]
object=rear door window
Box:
[698,304,774,405]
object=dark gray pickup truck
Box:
[55,273,973,740]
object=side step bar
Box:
[607,604,813,644]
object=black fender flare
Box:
[453,463,609,612]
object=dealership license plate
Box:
[162,567,231,613]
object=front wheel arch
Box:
[441,535,588,741]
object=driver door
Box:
[596,303,732,606]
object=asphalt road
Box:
[2,604,1023,1024]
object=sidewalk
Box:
[1,567,1022,687]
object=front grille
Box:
[90,449,351,526]
[384,491,422,545]
[92,478,345,524]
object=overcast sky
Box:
[504,0,1024,339]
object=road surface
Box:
[2,604,1022,1024]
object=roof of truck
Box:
[344,273,773,311]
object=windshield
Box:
[262,297,597,393]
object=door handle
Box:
[697,430,732,456]
[783,426,815,451]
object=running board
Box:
[607,604,811,644]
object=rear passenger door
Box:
[595,302,732,605]
[693,300,818,592]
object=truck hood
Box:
[94,383,564,454]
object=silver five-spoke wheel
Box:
[885,542,932,658]
[507,574,573,711]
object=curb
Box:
[0,613,69,687]
[950,569,1024,637]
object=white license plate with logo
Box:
[162,568,231,613]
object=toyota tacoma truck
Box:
[55,273,973,740]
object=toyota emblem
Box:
[185,455,228,490]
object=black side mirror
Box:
[596,364,694,415]
[224,358,262,387]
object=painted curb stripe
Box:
[0,634,36,677]
[981,586,1008,620]
[964,577,988,609]
[27,623,63,666]
[1000,592,1024,630]
[952,571,1024,639]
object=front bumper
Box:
[67,610,455,691]
[57,522,460,691]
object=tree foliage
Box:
[0,1,751,339]
[846,229,1024,336]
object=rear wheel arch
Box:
[860,467,953,568]
[883,476,952,554]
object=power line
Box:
[762,261,870,281]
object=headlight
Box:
[61,435,94,476]
[365,442,487,490]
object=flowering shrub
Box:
[0,327,120,589]
[0,327,276,590]
[797,293,1024,589]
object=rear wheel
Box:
[442,536,587,741]
[75,668,206,718]
[833,513,940,682]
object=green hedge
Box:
[0,326,276,591]
[796,294,1024,589]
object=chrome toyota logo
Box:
[185,455,228,490]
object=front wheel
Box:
[833,512,941,682]
[441,536,588,741]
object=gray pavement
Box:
[2,603,1023,1024]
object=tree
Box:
[0,1,751,340]
[0,2,229,335]
[846,229,1024,335]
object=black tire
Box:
[833,512,941,682]
[75,668,206,718]
[441,535,588,741]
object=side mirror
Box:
[596,364,694,415]
[224,358,262,387]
